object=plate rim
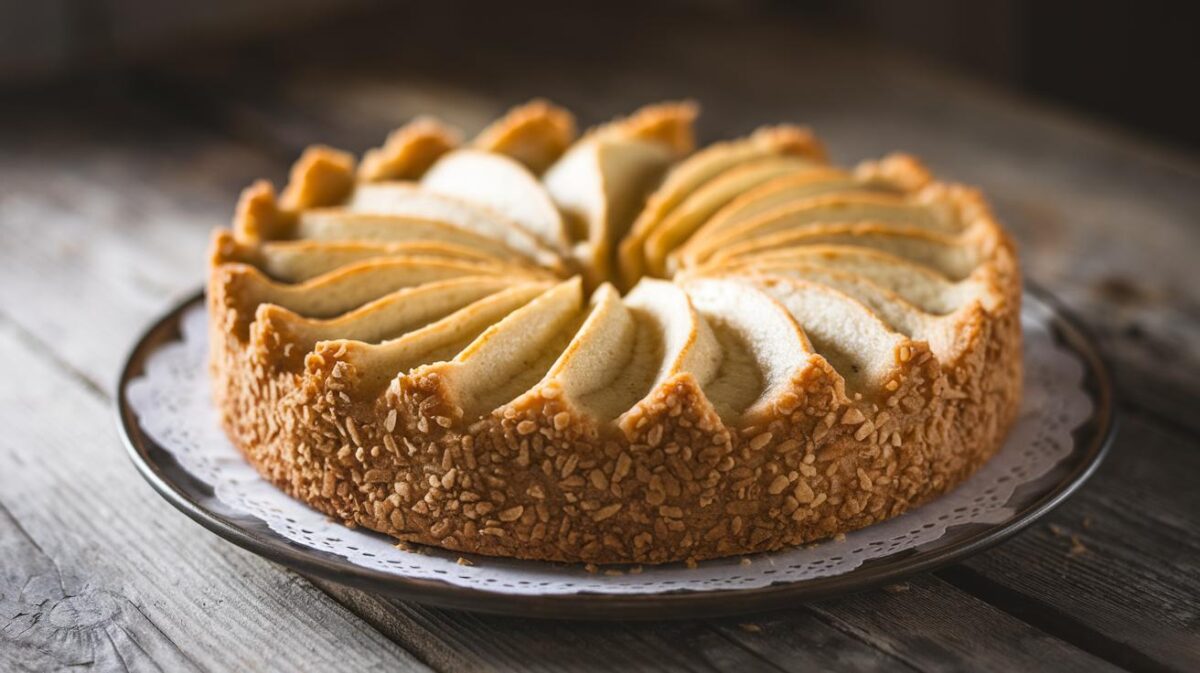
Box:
[115,285,1116,620]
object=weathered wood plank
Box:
[947,412,1200,673]
[312,577,912,673]
[0,96,433,671]
[0,318,431,672]
[0,501,201,672]
[802,577,1124,673]
[0,95,279,392]
[315,571,1123,673]
[706,609,919,673]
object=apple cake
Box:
[208,100,1022,564]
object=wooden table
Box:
[2,7,1197,671]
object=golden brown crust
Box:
[590,100,699,158]
[207,105,1022,565]
[358,117,463,182]
[854,153,934,192]
[472,99,577,174]
[279,146,356,211]
[747,124,829,163]
[232,180,293,243]
[208,276,1019,564]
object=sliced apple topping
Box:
[422,149,571,253]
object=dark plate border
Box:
[115,285,1116,620]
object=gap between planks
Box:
[937,409,1200,673]
[310,572,1123,673]
[938,566,1176,673]
[0,306,109,400]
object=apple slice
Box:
[346,181,562,268]
[683,277,813,420]
[617,125,825,288]
[508,283,635,419]
[604,278,721,425]
[542,102,697,287]
[292,210,540,262]
[643,155,818,276]
[406,278,584,418]
[422,149,571,253]
[676,166,854,255]
[214,256,521,326]
[694,245,967,314]
[749,275,926,396]
[313,282,551,396]
[706,223,981,281]
[210,229,530,283]
[253,276,514,359]
[685,191,957,268]
[544,139,674,286]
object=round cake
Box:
[208,100,1022,564]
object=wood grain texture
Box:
[0,99,432,672]
[0,501,201,672]
[950,411,1200,673]
[0,97,280,393]
[807,576,1125,673]
[313,573,1123,673]
[0,318,431,672]
[312,577,915,673]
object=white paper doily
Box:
[127,300,1091,596]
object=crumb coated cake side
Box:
[208,100,1022,564]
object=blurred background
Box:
[2,0,1195,148]
[1,0,1197,417]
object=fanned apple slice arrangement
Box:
[208,100,1022,564]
